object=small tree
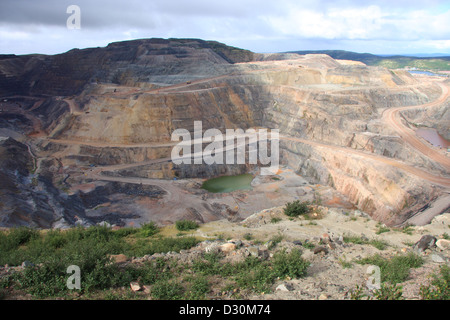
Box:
[176,220,199,231]
[283,200,311,217]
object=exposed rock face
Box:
[0,38,448,228]
[0,137,77,227]
[0,38,255,97]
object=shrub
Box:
[267,234,283,250]
[175,220,199,231]
[0,227,39,252]
[372,283,404,300]
[283,200,311,217]
[375,223,390,235]
[191,252,225,276]
[401,225,414,235]
[113,227,139,238]
[271,249,309,279]
[235,264,275,293]
[137,222,160,237]
[302,241,315,250]
[343,234,388,250]
[243,233,253,240]
[184,276,210,299]
[44,229,68,249]
[419,265,449,300]
[151,280,184,300]
[270,217,282,224]
[349,285,366,300]
[350,283,404,300]
[356,252,423,285]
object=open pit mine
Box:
[0,38,449,229]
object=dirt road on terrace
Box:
[381,81,450,170]
[280,135,450,188]
[86,164,220,224]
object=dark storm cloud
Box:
[0,0,275,28]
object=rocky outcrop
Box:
[0,38,255,97]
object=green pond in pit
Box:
[201,173,254,193]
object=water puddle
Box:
[408,70,447,77]
[415,127,450,149]
[202,173,254,193]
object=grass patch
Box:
[375,223,390,235]
[356,252,423,285]
[270,217,282,224]
[0,224,313,300]
[338,256,353,269]
[190,248,309,295]
[150,280,185,300]
[183,275,210,300]
[175,220,199,232]
[302,241,316,250]
[419,265,449,300]
[136,222,159,237]
[267,234,283,250]
[400,225,414,235]
[343,234,389,250]
[0,225,200,299]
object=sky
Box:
[1,0,450,56]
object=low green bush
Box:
[283,200,311,217]
[175,220,199,231]
[356,252,423,285]
[137,222,159,237]
[419,265,449,300]
[372,283,404,300]
[184,275,210,299]
[151,280,185,300]
[271,249,309,279]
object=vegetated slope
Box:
[288,50,450,71]
[0,207,449,301]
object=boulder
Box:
[436,239,450,251]
[276,283,294,292]
[219,243,237,254]
[229,239,242,248]
[259,249,270,260]
[431,254,445,263]
[247,246,260,257]
[313,246,328,255]
[21,261,34,268]
[110,254,128,263]
[414,235,437,252]
[327,242,336,250]
[321,233,331,243]
[130,282,142,292]
[205,242,221,254]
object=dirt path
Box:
[381,81,450,170]
[280,135,450,188]
[87,165,218,224]
[52,130,449,189]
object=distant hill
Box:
[0,38,256,97]
[288,50,450,71]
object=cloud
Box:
[0,0,449,55]
[264,3,450,41]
